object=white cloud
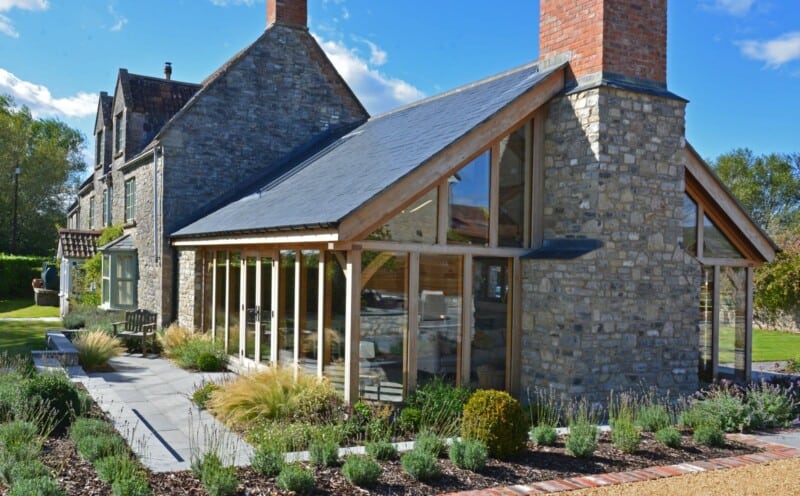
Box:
[0,14,17,37]
[0,0,47,37]
[0,0,48,11]
[108,5,127,31]
[0,68,97,118]
[314,35,423,115]
[701,0,755,16]
[353,36,387,66]
[738,32,800,67]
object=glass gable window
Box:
[417,255,462,386]
[323,252,347,391]
[369,188,437,243]
[114,113,123,154]
[96,130,103,166]
[278,250,296,365]
[703,215,743,259]
[683,194,698,256]
[124,178,136,222]
[498,127,527,247]
[448,151,490,245]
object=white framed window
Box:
[88,197,95,229]
[124,178,136,222]
[101,251,137,310]
[103,187,112,226]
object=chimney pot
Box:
[267,0,307,28]
[164,62,172,80]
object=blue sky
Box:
[1,0,798,177]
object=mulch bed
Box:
[29,430,761,496]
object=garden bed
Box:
[22,429,761,496]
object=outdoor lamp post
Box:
[11,165,19,254]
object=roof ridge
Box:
[125,72,201,87]
[368,60,541,122]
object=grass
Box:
[718,327,800,362]
[0,320,53,355]
[0,299,59,318]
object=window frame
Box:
[114,112,123,156]
[95,129,103,167]
[88,196,95,229]
[124,178,136,223]
[102,187,112,227]
[101,251,138,310]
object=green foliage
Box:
[683,383,749,433]
[7,476,64,496]
[63,306,125,333]
[275,464,315,495]
[0,255,48,299]
[413,429,446,458]
[21,371,81,432]
[636,404,672,433]
[755,248,800,326]
[656,427,682,448]
[8,459,50,483]
[192,452,239,496]
[309,437,340,467]
[192,382,221,410]
[788,356,800,372]
[0,420,39,453]
[565,420,598,458]
[196,352,224,372]
[0,95,86,256]
[611,419,640,453]
[693,421,725,447]
[365,440,397,461]
[70,417,115,443]
[746,380,797,429]
[72,225,124,305]
[398,406,421,433]
[77,433,127,462]
[530,424,558,447]
[449,439,488,472]
[97,225,125,247]
[246,421,346,453]
[461,389,527,460]
[401,449,441,482]
[95,455,139,484]
[251,444,285,477]
[73,330,124,370]
[341,455,382,488]
[405,378,473,435]
[173,337,226,371]
[111,476,151,496]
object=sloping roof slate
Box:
[57,229,101,259]
[174,61,563,238]
[99,235,135,252]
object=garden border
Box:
[441,433,800,495]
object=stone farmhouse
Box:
[64,0,776,405]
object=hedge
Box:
[0,254,49,299]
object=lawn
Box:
[0,319,54,355]
[0,298,60,318]
[718,327,800,363]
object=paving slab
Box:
[68,354,252,472]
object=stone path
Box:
[67,354,252,473]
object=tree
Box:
[0,95,86,255]
[710,148,800,235]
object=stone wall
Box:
[176,248,202,329]
[521,86,701,405]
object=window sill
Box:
[114,151,124,159]
[124,220,137,229]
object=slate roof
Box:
[57,229,101,259]
[122,71,200,117]
[99,235,135,252]
[174,61,564,238]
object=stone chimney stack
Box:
[164,62,172,81]
[539,0,667,88]
[268,0,307,28]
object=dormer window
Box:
[96,130,103,167]
[114,112,123,155]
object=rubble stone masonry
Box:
[521,86,700,404]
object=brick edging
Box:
[440,433,800,495]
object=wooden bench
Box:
[112,309,157,355]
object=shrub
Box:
[365,440,397,461]
[688,382,749,432]
[77,433,127,462]
[611,419,640,453]
[530,425,558,447]
[401,449,441,482]
[399,406,421,433]
[406,378,473,435]
[566,421,598,458]
[192,382,221,410]
[20,372,81,432]
[787,357,800,373]
[7,476,64,496]
[276,464,315,495]
[95,455,138,484]
[251,444,285,477]
[158,324,192,358]
[746,380,796,429]
[70,417,115,443]
[73,330,124,370]
[196,353,224,372]
[193,452,239,496]
[309,437,339,467]
[461,389,527,460]
[62,312,86,330]
[173,336,226,371]
[8,459,50,483]
[413,429,446,458]
[449,439,488,472]
[0,254,47,299]
[341,455,381,488]
[246,421,345,453]
[207,366,342,426]
[636,404,672,433]
[693,421,725,447]
[111,476,151,496]
[0,420,39,452]
[656,427,682,448]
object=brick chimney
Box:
[539,0,667,88]
[268,0,307,28]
